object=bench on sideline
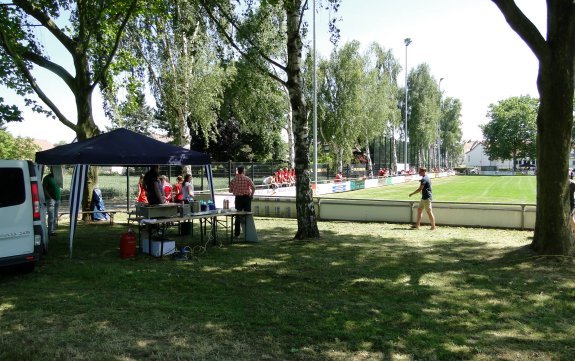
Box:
[58,210,125,225]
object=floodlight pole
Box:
[404,38,412,172]
[313,0,318,184]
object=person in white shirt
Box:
[182,174,195,203]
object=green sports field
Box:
[329,175,537,204]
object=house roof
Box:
[463,140,482,154]
[33,139,54,151]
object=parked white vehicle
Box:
[0,160,48,272]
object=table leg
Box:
[212,216,217,246]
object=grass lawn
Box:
[1,215,573,360]
[329,175,537,204]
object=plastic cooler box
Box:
[141,237,176,257]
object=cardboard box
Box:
[142,238,176,257]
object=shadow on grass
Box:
[1,219,574,360]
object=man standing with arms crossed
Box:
[409,167,436,230]
[229,166,255,240]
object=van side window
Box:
[0,168,26,207]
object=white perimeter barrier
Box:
[212,171,536,230]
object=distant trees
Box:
[105,0,231,148]
[481,95,538,170]
[0,128,40,160]
[361,43,402,176]
[317,40,365,173]
[440,97,463,168]
[406,64,441,169]
[317,41,405,175]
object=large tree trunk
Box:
[532,47,573,254]
[285,0,319,239]
[286,103,295,168]
[493,0,575,256]
[75,55,101,219]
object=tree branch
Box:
[201,0,288,86]
[13,0,76,53]
[21,50,76,91]
[90,0,139,90]
[132,38,181,116]
[298,0,308,35]
[491,0,549,62]
[0,27,76,130]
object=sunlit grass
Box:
[330,175,537,204]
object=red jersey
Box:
[163,183,173,202]
[137,183,148,203]
[174,183,183,202]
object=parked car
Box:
[0,160,48,272]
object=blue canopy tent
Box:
[35,128,214,255]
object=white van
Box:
[0,160,48,272]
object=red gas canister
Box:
[120,229,137,259]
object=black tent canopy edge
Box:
[35,128,211,166]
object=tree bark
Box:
[286,102,295,167]
[285,0,319,239]
[74,53,100,217]
[492,0,575,254]
[532,42,574,254]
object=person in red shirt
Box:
[282,167,290,187]
[335,172,343,183]
[229,166,255,239]
[136,174,148,203]
[288,168,295,186]
[173,175,184,203]
[275,168,284,185]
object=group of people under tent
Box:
[137,165,195,206]
[137,165,256,240]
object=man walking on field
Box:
[409,167,436,230]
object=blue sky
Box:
[3,0,545,143]
[311,0,545,141]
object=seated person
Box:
[91,187,110,221]
[263,175,277,189]
[281,167,290,187]
[275,168,284,186]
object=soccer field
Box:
[328,175,537,204]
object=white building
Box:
[462,141,525,170]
